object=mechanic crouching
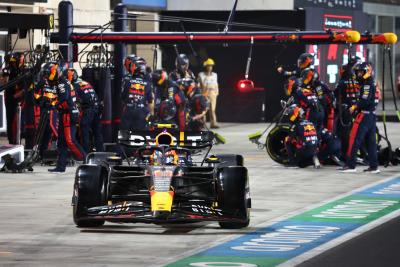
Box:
[41,62,86,173]
[292,68,325,135]
[121,56,154,131]
[318,128,342,166]
[65,68,104,153]
[285,104,320,168]
[340,62,380,174]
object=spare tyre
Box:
[266,124,291,165]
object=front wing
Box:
[82,201,247,224]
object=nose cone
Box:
[150,191,174,212]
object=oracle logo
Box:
[323,14,353,31]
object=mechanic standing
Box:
[33,77,59,160]
[284,104,320,168]
[198,58,219,129]
[41,62,86,173]
[277,53,314,78]
[152,69,186,131]
[3,53,24,144]
[152,69,168,108]
[169,53,196,81]
[277,53,314,96]
[65,68,103,152]
[181,78,209,131]
[121,56,154,131]
[335,56,361,158]
[340,62,380,174]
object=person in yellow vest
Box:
[198,58,219,128]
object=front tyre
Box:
[73,165,108,227]
[217,166,250,229]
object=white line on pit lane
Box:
[161,173,400,267]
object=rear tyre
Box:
[217,166,250,229]
[73,165,108,227]
[266,124,291,165]
[85,152,117,165]
[215,154,244,167]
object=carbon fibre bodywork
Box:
[72,129,250,228]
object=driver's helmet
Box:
[165,150,179,165]
[150,150,163,166]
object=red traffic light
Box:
[237,79,254,91]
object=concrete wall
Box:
[37,0,112,70]
[135,12,160,69]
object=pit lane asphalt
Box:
[298,215,400,267]
[0,122,399,267]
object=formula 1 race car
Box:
[72,125,250,229]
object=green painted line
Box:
[291,196,400,224]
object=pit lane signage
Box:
[167,177,400,267]
[323,14,353,31]
[295,0,362,10]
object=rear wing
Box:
[118,129,215,149]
